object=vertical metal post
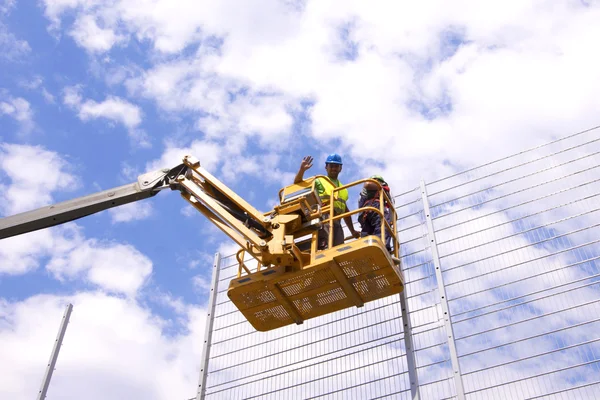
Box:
[399,291,420,400]
[420,181,466,400]
[37,303,73,400]
[196,252,221,400]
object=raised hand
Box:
[299,155,314,172]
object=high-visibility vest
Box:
[315,178,348,215]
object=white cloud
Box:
[196,92,295,144]
[62,85,83,107]
[63,85,141,128]
[0,292,205,400]
[149,291,189,315]
[192,274,210,293]
[146,139,223,173]
[41,0,600,197]
[109,200,154,223]
[219,153,294,189]
[70,14,125,52]
[0,0,15,14]
[79,96,142,128]
[0,96,34,134]
[0,143,78,215]
[47,239,153,297]
[41,88,55,103]
[200,3,600,185]
[0,224,82,275]
[180,205,196,218]
[0,144,80,276]
[119,161,141,182]
[0,144,154,287]
[19,76,56,103]
[62,86,149,147]
[217,240,241,257]
[18,75,43,90]
[43,0,219,53]
[42,0,86,28]
[178,249,214,270]
[0,16,30,61]
[125,53,296,148]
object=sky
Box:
[1,0,600,399]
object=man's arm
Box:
[344,205,361,238]
[294,155,314,183]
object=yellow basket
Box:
[227,235,404,332]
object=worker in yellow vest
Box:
[294,153,361,249]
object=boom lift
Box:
[0,155,404,331]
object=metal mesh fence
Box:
[204,250,413,399]
[198,126,600,400]
[426,126,600,400]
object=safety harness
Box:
[359,183,392,223]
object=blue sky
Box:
[1,0,600,399]
[0,2,333,306]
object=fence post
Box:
[196,252,222,400]
[37,303,73,400]
[399,290,421,400]
[420,180,466,399]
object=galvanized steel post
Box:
[420,181,466,400]
[37,303,73,400]
[196,252,221,400]
[399,291,421,400]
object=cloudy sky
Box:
[1,0,600,399]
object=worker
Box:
[358,175,395,252]
[294,154,360,249]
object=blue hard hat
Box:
[325,153,343,165]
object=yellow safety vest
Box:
[315,178,348,215]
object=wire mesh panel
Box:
[397,187,458,400]
[204,250,413,399]
[426,126,600,399]
[200,126,600,400]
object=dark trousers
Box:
[318,216,344,250]
[359,201,393,251]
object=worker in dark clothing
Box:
[358,175,395,252]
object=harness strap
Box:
[360,194,390,223]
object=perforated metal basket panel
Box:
[227,237,404,332]
[335,246,404,302]
[227,281,295,331]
